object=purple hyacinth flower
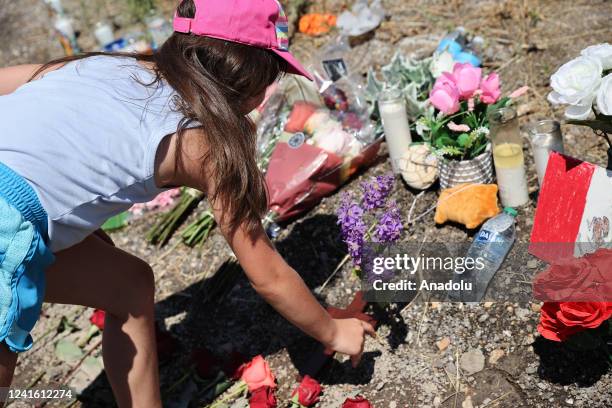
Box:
[373,202,403,243]
[361,173,395,211]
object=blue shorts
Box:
[0,162,54,353]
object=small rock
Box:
[436,337,451,352]
[506,306,514,313]
[526,365,537,374]
[489,349,504,365]
[531,303,542,312]
[433,396,442,408]
[460,349,485,375]
[527,259,539,269]
[478,313,489,323]
[462,396,474,408]
[483,302,494,308]
[376,381,386,391]
[537,382,548,390]
[482,398,492,405]
[565,398,574,405]
[389,402,397,408]
[515,307,530,320]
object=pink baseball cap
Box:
[173,0,313,81]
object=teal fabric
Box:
[0,163,54,353]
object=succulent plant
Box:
[365,52,436,132]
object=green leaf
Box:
[457,133,470,147]
[55,339,83,363]
[101,212,129,232]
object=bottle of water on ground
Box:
[451,207,517,302]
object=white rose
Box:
[581,43,612,70]
[596,73,612,115]
[548,56,602,120]
[430,51,455,78]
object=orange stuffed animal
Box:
[434,184,501,229]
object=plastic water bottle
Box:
[451,207,517,302]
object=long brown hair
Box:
[32,0,288,237]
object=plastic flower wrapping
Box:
[255,74,383,224]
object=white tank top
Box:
[0,56,186,252]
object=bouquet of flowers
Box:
[421,62,527,161]
[260,75,383,224]
[547,43,612,167]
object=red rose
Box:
[241,355,276,392]
[291,375,322,406]
[89,309,106,330]
[538,302,612,341]
[342,395,373,408]
[250,386,277,408]
[533,248,612,302]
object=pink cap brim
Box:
[270,48,313,81]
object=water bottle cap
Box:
[503,207,518,217]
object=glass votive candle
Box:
[527,120,564,187]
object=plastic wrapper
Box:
[258,76,382,223]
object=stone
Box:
[433,396,442,407]
[527,259,539,269]
[530,303,542,312]
[515,307,530,320]
[489,349,504,365]
[436,337,451,352]
[478,313,489,323]
[483,302,494,308]
[460,349,485,375]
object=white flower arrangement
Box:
[548,43,612,119]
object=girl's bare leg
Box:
[44,234,161,408]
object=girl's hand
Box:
[326,318,377,368]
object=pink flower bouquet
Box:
[420,62,527,160]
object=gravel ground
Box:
[2,0,612,407]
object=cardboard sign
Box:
[529,152,612,263]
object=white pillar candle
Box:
[379,90,412,174]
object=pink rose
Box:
[480,73,502,104]
[430,82,460,115]
[452,63,482,99]
[241,355,276,392]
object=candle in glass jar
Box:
[488,107,529,207]
[528,120,564,187]
[378,89,412,174]
[493,143,529,207]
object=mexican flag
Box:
[530,152,612,263]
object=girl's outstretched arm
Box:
[214,208,375,366]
